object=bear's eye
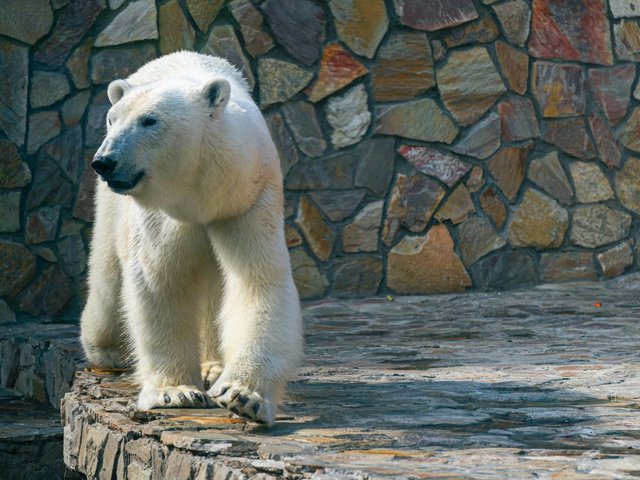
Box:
[141,117,157,127]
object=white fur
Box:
[80,52,303,426]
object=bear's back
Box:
[125,51,251,100]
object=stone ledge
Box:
[63,274,640,478]
[0,323,84,409]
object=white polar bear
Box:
[80,51,303,426]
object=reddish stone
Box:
[480,186,507,229]
[372,32,435,102]
[495,41,528,95]
[543,118,596,160]
[588,113,622,170]
[393,0,478,32]
[329,0,388,59]
[499,96,540,142]
[382,174,445,245]
[529,0,614,66]
[398,146,471,187]
[589,64,636,127]
[285,224,303,248]
[34,0,105,68]
[466,166,484,193]
[307,44,368,103]
[488,143,533,202]
[295,196,336,262]
[532,62,586,118]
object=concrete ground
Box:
[59,273,640,477]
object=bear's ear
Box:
[107,79,130,105]
[202,78,230,110]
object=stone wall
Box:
[1,0,640,322]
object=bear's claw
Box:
[207,380,274,426]
[201,361,224,390]
[137,385,211,410]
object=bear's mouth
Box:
[107,171,145,193]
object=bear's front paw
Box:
[137,385,211,410]
[207,380,275,426]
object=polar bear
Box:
[80,52,303,426]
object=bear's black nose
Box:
[92,156,117,177]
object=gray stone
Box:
[0,38,28,147]
[375,99,459,144]
[0,241,36,297]
[0,300,16,323]
[589,64,636,127]
[571,205,632,248]
[61,90,91,127]
[342,201,383,253]
[282,101,327,158]
[615,157,640,215]
[326,84,371,149]
[492,0,531,47]
[394,0,478,31]
[85,92,110,148]
[30,71,70,108]
[286,151,357,190]
[0,0,53,44]
[354,138,395,196]
[588,113,622,169]
[27,111,61,154]
[569,162,613,203]
[309,190,366,222]
[508,189,568,249]
[597,241,633,278]
[457,216,506,267]
[261,0,325,65]
[443,15,499,48]
[95,0,158,46]
[610,0,640,18]
[34,0,105,68]
[258,59,312,108]
[109,0,126,8]
[333,256,383,298]
[533,62,586,118]
[289,248,328,299]
[399,146,471,187]
[437,47,506,126]
[203,25,255,90]
[18,265,73,316]
[528,152,573,205]
[32,246,58,263]
[90,44,157,85]
[471,251,537,291]
[539,252,597,282]
[0,192,20,233]
[264,112,299,178]
[451,112,501,159]
[27,155,74,210]
[58,235,87,278]
[0,140,31,189]
[26,206,61,244]
[230,0,274,57]
[43,125,83,184]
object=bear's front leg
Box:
[206,187,303,426]
[121,252,210,410]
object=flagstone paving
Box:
[62,274,640,478]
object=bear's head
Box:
[92,77,230,203]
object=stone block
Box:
[508,189,568,249]
[387,224,471,294]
